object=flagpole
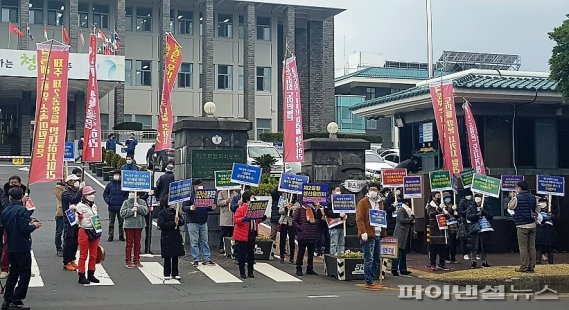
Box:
[426,0,434,78]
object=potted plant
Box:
[252,154,277,175]
[323,250,381,281]
[95,164,104,177]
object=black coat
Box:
[465,204,494,252]
[155,172,175,200]
[270,188,281,223]
[157,208,185,258]
[536,209,558,247]
[383,195,396,236]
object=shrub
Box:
[252,174,278,196]
[252,154,277,175]
[111,153,122,169]
[105,151,114,167]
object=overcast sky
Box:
[252,0,569,71]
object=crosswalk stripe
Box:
[75,251,114,286]
[196,264,243,283]
[29,251,44,288]
[254,263,302,282]
[138,262,180,285]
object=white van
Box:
[247,141,299,176]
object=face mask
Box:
[197,186,204,190]
[113,175,120,181]
[127,160,132,164]
[444,198,452,204]
[475,197,482,203]
[129,193,136,199]
[465,195,472,200]
[435,198,441,203]
[85,194,95,202]
[334,191,341,195]
[74,181,80,188]
[538,202,547,209]
[368,191,378,200]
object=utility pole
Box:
[426,0,434,78]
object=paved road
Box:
[0,164,567,309]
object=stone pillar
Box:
[243,3,256,137]
[295,27,309,132]
[279,6,295,132]
[114,0,126,126]
[202,0,215,115]
[69,0,79,52]
[18,0,29,50]
[75,92,86,137]
[308,21,324,133]
[20,92,33,156]
[159,0,171,109]
[322,17,335,128]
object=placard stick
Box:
[548,194,552,213]
[343,220,347,238]
[175,202,180,229]
[480,194,485,208]
[133,191,138,217]
[411,198,415,214]
[394,188,399,203]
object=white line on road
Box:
[254,263,301,282]
[84,170,106,189]
[29,251,44,288]
[75,251,114,286]
[138,262,180,285]
[152,220,158,227]
[307,295,340,298]
[196,264,243,283]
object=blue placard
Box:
[168,179,193,204]
[501,175,524,192]
[64,142,75,162]
[331,194,356,214]
[536,175,565,197]
[230,163,262,187]
[121,170,152,192]
[302,183,330,206]
[278,173,309,194]
[369,209,387,228]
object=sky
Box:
[250,0,569,72]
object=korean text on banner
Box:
[278,173,309,194]
[536,175,565,197]
[501,175,524,192]
[369,209,387,228]
[471,173,501,198]
[247,200,269,219]
[282,56,304,163]
[29,43,70,185]
[230,163,262,187]
[380,237,399,259]
[64,142,75,162]
[460,168,475,189]
[331,194,356,214]
[429,82,463,175]
[381,168,407,188]
[429,170,452,192]
[436,214,448,230]
[301,183,330,205]
[83,34,102,163]
[121,170,152,192]
[403,176,422,199]
[463,101,486,175]
[168,179,193,204]
[156,33,183,151]
[214,171,241,190]
[194,189,218,207]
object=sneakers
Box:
[135,262,143,268]
[400,270,412,276]
[0,271,8,279]
[174,275,181,280]
[70,261,78,269]
[193,261,199,267]
[64,262,77,272]
[515,266,535,273]
[437,265,450,271]
[429,265,437,272]
[125,262,134,269]
[203,261,215,266]
[306,270,318,275]
[164,275,172,280]
[78,272,90,284]
[463,254,470,260]
[108,236,113,242]
[56,250,63,257]
[363,283,384,291]
[87,270,100,283]
[481,262,490,268]
[391,270,400,276]
[119,236,126,242]
[471,261,478,269]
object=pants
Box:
[315,223,330,255]
[397,249,408,272]
[1,233,9,272]
[361,238,381,285]
[236,240,255,275]
[537,245,554,264]
[144,213,152,252]
[296,241,315,271]
[269,222,279,241]
[78,229,100,273]
[188,223,211,262]
[506,221,519,252]
[55,216,64,251]
[219,226,234,249]
[329,228,345,256]
[63,223,79,265]
[517,227,537,269]
[108,211,124,239]
[163,256,179,277]
[3,251,32,304]
[447,233,457,261]
[125,228,143,264]
[429,243,446,267]
[279,225,295,258]
[0,227,3,265]
[470,233,488,262]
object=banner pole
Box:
[411,198,415,214]
[175,202,180,230]
[133,191,138,217]
[548,194,552,213]
[480,194,485,209]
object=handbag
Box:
[84,229,102,241]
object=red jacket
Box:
[233,203,262,242]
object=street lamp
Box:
[204,101,216,117]
[327,122,339,139]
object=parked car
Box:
[379,148,400,164]
[247,141,298,176]
[365,150,395,179]
[146,143,175,171]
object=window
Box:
[29,0,44,24]
[78,3,89,28]
[177,10,193,35]
[217,14,233,38]
[125,6,133,31]
[47,1,65,26]
[1,0,18,23]
[257,17,271,41]
[135,60,152,86]
[136,7,152,32]
[124,114,134,122]
[125,59,133,86]
[199,64,203,89]
[135,115,152,130]
[169,9,174,33]
[365,87,376,100]
[514,118,535,167]
[178,63,193,88]
[256,119,272,139]
[238,16,244,39]
[93,4,109,29]
[100,114,110,131]
[199,13,203,36]
[366,118,378,130]
[216,65,233,90]
[256,67,271,92]
[238,66,244,91]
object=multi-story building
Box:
[0,0,341,156]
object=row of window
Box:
[124,60,272,92]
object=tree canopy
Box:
[549,14,569,101]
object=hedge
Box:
[259,132,382,143]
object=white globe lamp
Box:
[204,101,216,117]
[327,122,339,139]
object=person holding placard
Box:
[458,189,475,260]
[393,199,414,276]
[466,193,493,269]
[442,192,460,264]
[182,179,215,267]
[426,192,450,272]
[233,191,265,279]
[217,190,236,254]
[508,181,540,273]
[293,200,321,276]
[120,192,149,269]
[270,187,283,241]
[61,174,85,272]
[325,186,347,256]
[157,195,185,280]
[278,194,299,264]
[503,191,518,253]
[536,196,558,265]
[103,170,127,242]
[54,179,66,257]
[70,186,102,284]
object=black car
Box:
[146,143,175,171]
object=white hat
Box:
[65,174,81,182]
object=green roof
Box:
[349,73,559,111]
[335,67,447,82]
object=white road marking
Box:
[84,170,106,189]
[254,263,301,282]
[138,262,180,285]
[152,220,158,227]
[75,251,114,286]
[29,251,44,288]
[139,254,161,258]
[196,264,243,283]
[307,295,340,298]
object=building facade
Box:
[0,0,341,156]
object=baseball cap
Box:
[65,174,81,182]
[82,186,96,195]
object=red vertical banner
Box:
[156,33,183,151]
[83,34,102,163]
[463,101,486,175]
[30,43,70,185]
[429,82,463,175]
[283,56,304,163]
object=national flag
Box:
[97,29,107,42]
[62,26,70,44]
[43,25,48,40]
[27,24,33,41]
[9,23,24,37]
[80,32,85,45]
[113,30,121,48]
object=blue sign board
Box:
[331,194,356,214]
[279,173,309,194]
[121,170,152,192]
[536,175,565,197]
[230,163,262,187]
[64,142,75,162]
[369,209,387,228]
[302,183,330,206]
[500,175,524,192]
[168,179,193,204]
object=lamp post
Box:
[327,122,339,139]
[204,101,216,117]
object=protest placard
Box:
[246,200,269,219]
[369,209,387,228]
[121,170,152,192]
[380,237,399,259]
[230,163,262,187]
[214,171,241,190]
[429,170,452,191]
[403,176,422,199]
[471,174,501,198]
[194,189,218,207]
[436,214,448,230]
[460,168,474,189]
[278,173,309,194]
[536,175,565,197]
[65,208,77,226]
[64,142,75,162]
[91,214,103,233]
[326,217,345,229]
[501,175,524,192]
[331,194,356,214]
[302,183,330,205]
[168,179,193,204]
[381,169,407,188]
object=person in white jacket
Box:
[70,186,101,285]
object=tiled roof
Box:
[349,73,559,111]
[335,67,447,82]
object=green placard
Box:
[215,170,241,190]
[460,168,475,189]
[471,173,501,198]
[191,149,245,179]
[429,170,452,191]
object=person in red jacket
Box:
[233,190,265,279]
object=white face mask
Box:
[444,198,452,204]
[197,186,204,190]
[85,194,95,202]
[126,160,133,164]
[334,191,341,195]
[113,175,120,181]
[368,191,378,200]
[474,197,482,203]
[74,181,80,188]
[538,202,547,209]
[465,195,472,200]
[129,193,136,199]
